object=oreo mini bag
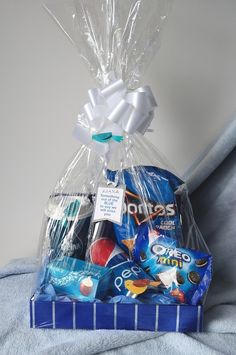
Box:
[133,224,212,305]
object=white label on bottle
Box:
[93,185,125,225]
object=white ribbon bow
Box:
[74,73,157,156]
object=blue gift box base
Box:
[30,296,203,332]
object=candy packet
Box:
[32,0,212,331]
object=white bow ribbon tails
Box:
[74,73,157,156]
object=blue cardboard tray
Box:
[30,296,203,332]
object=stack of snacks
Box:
[31,0,212,332]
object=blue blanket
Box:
[1,120,236,354]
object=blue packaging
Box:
[45,257,112,301]
[89,237,160,297]
[107,166,183,254]
[108,258,159,297]
[132,223,177,271]
[45,195,93,260]
[134,228,212,305]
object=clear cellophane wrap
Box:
[35,0,212,309]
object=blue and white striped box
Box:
[30,296,203,332]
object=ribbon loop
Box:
[74,72,157,155]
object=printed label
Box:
[93,185,125,225]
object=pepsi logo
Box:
[89,238,122,267]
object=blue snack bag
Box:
[45,257,111,301]
[132,223,177,270]
[134,229,212,305]
[107,166,183,254]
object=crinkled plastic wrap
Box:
[32,0,212,330]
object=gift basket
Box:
[30,0,212,332]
